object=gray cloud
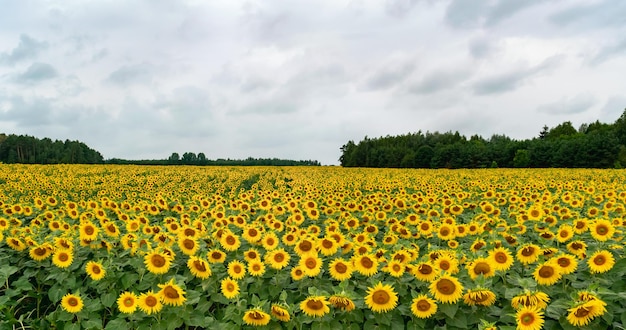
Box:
[12,62,58,83]
[363,60,416,91]
[408,69,472,95]
[105,63,154,86]
[473,55,563,95]
[468,38,497,59]
[0,94,54,127]
[599,95,626,122]
[549,0,626,29]
[0,34,48,65]
[590,38,626,66]
[537,94,596,115]
[385,0,420,18]
[445,0,543,28]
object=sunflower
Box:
[329,294,355,312]
[318,237,339,256]
[242,225,263,243]
[384,260,405,277]
[79,221,99,241]
[297,252,323,277]
[300,296,330,317]
[52,250,73,268]
[208,249,227,263]
[467,257,496,280]
[243,248,261,262]
[271,304,291,321]
[511,290,550,310]
[6,237,26,251]
[413,262,439,282]
[178,237,199,256]
[243,308,271,326]
[463,288,496,306]
[488,247,514,271]
[365,282,398,313]
[587,250,615,274]
[516,244,541,265]
[227,260,247,280]
[248,259,266,277]
[158,278,186,306]
[533,260,562,286]
[552,254,578,275]
[117,291,138,314]
[221,277,240,299]
[85,261,106,281]
[436,224,456,241]
[470,239,487,253]
[328,258,353,281]
[566,300,607,327]
[61,293,84,314]
[261,232,280,251]
[265,248,290,270]
[432,252,456,272]
[566,240,587,258]
[429,275,464,304]
[144,251,172,275]
[294,238,316,256]
[138,290,163,315]
[589,219,615,241]
[516,306,544,330]
[353,253,379,277]
[29,244,53,261]
[187,256,212,279]
[291,266,306,281]
[220,232,241,252]
[556,224,574,243]
[410,294,437,319]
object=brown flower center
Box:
[473,262,491,275]
[68,297,79,307]
[373,290,390,304]
[145,295,158,307]
[306,299,324,310]
[593,256,605,265]
[521,247,535,257]
[193,260,207,272]
[416,299,431,311]
[538,265,554,278]
[436,279,456,295]
[151,254,166,267]
[360,256,374,268]
[163,286,179,299]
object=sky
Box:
[0,0,625,165]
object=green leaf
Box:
[64,322,81,330]
[57,311,74,322]
[82,317,102,330]
[48,284,65,303]
[119,273,139,289]
[0,265,19,282]
[104,318,128,329]
[100,292,117,308]
[439,303,458,319]
[447,310,467,328]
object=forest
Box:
[0,134,104,164]
[339,109,626,168]
[0,134,319,166]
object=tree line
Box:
[0,134,104,164]
[108,153,321,166]
[339,108,626,168]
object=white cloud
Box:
[0,0,624,165]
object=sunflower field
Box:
[1,164,625,330]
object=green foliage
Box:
[339,109,626,169]
[0,134,104,164]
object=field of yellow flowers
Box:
[1,165,625,329]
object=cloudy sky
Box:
[1,0,625,164]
